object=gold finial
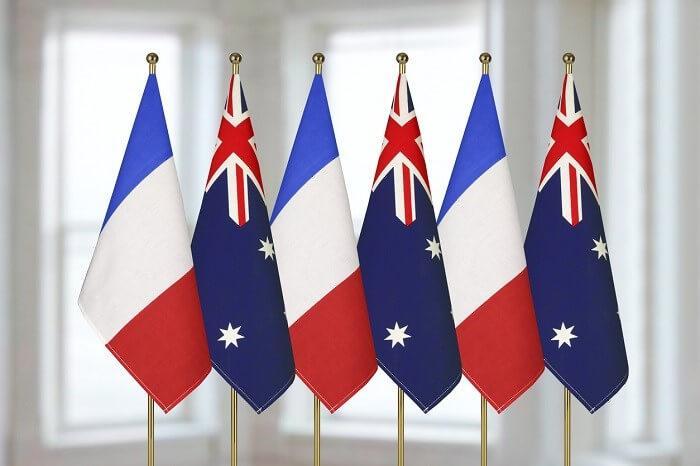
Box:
[396,52,408,74]
[230,52,242,75]
[313,52,325,75]
[146,52,159,75]
[479,52,492,75]
[563,52,575,74]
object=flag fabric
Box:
[270,73,377,413]
[191,72,295,413]
[78,74,211,412]
[358,72,462,412]
[524,72,628,412]
[437,74,544,412]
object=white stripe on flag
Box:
[439,158,526,325]
[78,159,194,342]
[272,158,359,325]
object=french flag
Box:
[79,72,211,412]
[437,72,543,412]
[270,72,377,412]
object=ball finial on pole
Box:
[146,52,159,74]
[396,52,408,74]
[563,52,575,74]
[230,52,242,75]
[480,52,492,75]
[313,52,325,75]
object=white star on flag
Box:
[425,236,442,260]
[552,322,578,348]
[385,322,411,348]
[219,323,245,348]
[591,236,608,260]
[258,237,275,260]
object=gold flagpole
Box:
[564,388,571,466]
[311,51,325,466]
[314,395,321,466]
[478,51,492,466]
[231,388,238,466]
[562,50,575,466]
[148,395,155,466]
[227,52,242,466]
[398,387,405,466]
[481,396,488,466]
[146,51,158,466]
[395,51,409,466]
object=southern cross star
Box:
[219,323,245,348]
[552,322,578,348]
[425,236,442,260]
[385,322,411,348]
[591,236,608,260]
[258,237,275,260]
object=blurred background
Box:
[1,0,699,464]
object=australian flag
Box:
[192,72,295,413]
[525,71,628,412]
[358,71,462,412]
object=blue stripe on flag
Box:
[270,74,338,223]
[437,75,506,223]
[102,74,173,229]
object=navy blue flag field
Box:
[192,72,295,413]
[358,71,462,413]
[525,71,628,412]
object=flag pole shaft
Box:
[398,387,405,466]
[481,395,487,466]
[148,395,154,466]
[231,388,238,466]
[564,388,571,466]
[477,52,492,466]
[314,395,321,466]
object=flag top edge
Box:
[102,74,173,229]
[270,74,339,223]
[437,74,506,224]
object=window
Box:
[39,19,219,449]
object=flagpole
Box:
[564,388,571,466]
[145,51,158,466]
[231,388,238,466]
[481,396,488,466]
[561,51,575,466]
[478,52,492,466]
[148,395,155,466]
[310,52,325,466]
[398,387,405,466]
[226,51,242,466]
[314,395,321,466]
[395,51,409,466]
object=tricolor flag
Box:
[525,68,628,412]
[437,71,544,412]
[270,71,377,412]
[79,72,211,412]
[192,70,295,412]
[358,68,462,412]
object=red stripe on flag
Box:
[106,269,211,412]
[402,165,413,226]
[393,74,401,115]
[289,268,377,413]
[560,74,568,115]
[236,164,246,225]
[569,164,579,225]
[456,269,544,413]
